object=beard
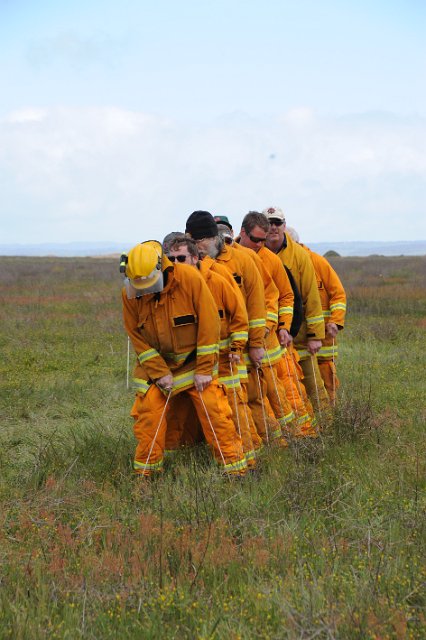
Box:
[199,239,219,260]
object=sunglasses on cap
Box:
[248,233,267,244]
[269,218,284,227]
[167,254,188,263]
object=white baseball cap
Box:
[262,206,285,222]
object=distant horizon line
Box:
[1,239,426,258]
[1,239,425,247]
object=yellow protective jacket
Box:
[203,256,247,308]
[275,233,325,348]
[234,243,279,333]
[199,258,249,355]
[234,243,289,367]
[257,246,294,333]
[122,261,221,395]
[301,245,347,359]
[215,243,266,348]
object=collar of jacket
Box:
[218,243,233,262]
[268,234,287,255]
[199,256,214,279]
[141,265,176,302]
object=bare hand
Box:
[194,374,212,392]
[249,346,264,368]
[229,352,240,364]
[156,374,174,392]
[307,339,322,355]
[326,322,339,339]
[278,328,291,347]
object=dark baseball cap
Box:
[213,215,232,230]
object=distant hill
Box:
[0,240,425,257]
[307,240,426,257]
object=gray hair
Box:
[217,223,234,245]
[162,231,186,253]
[167,236,199,259]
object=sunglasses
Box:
[269,218,284,227]
[248,233,267,244]
[167,255,188,263]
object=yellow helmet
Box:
[125,241,163,296]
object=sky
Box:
[0,0,425,246]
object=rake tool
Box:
[229,360,242,438]
[332,337,336,407]
[126,336,130,389]
[310,354,323,423]
[255,367,269,445]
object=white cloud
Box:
[0,107,425,244]
[5,108,48,123]
[280,107,316,127]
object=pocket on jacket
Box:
[172,314,198,350]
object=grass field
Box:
[0,255,425,639]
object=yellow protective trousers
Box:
[239,381,264,454]
[220,357,260,467]
[165,385,259,469]
[262,361,295,432]
[291,353,320,432]
[131,381,247,476]
[298,355,330,414]
[165,357,260,468]
[225,384,259,467]
[318,360,339,403]
[246,367,282,443]
[165,393,202,450]
[276,351,318,438]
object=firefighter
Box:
[121,240,247,477]
[263,206,330,413]
[163,236,259,466]
[234,212,298,438]
[185,211,270,448]
[286,227,347,403]
[237,211,318,437]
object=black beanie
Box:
[185,210,218,240]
